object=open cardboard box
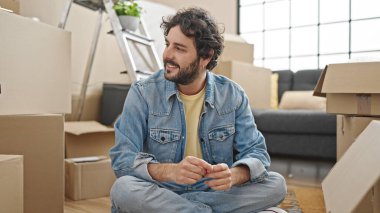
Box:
[314,61,380,116]
[64,121,115,158]
[214,61,272,109]
[64,121,116,200]
[323,120,380,213]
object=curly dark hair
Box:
[161,7,224,70]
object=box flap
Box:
[322,120,380,213]
[313,65,328,97]
[321,62,380,94]
[64,121,114,135]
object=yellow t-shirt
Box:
[179,87,205,159]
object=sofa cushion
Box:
[278,91,326,110]
[253,109,336,134]
[274,70,293,102]
[271,73,279,109]
[292,69,322,90]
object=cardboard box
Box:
[336,115,380,212]
[0,10,71,115]
[0,0,19,14]
[337,115,380,160]
[0,155,23,213]
[214,61,271,109]
[314,61,380,116]
[322,121,380,213]
[65,93,102,122]
[220,34,254,64]
[0,114,64,213]
[64,121,115,158]
[65,158,116,200]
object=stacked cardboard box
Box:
[220,34,254,64]
[314,61,380,213]
[0,10,71,115]
[64,121,116,200]
[0,155,23,213]
[214,61,271,109]
[214,34,272,109]
[0,115,66,213]
[0,11,71,213]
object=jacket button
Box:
[200,138,204,142]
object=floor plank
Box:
[64,197,111,213]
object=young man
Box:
[110,7,286,213]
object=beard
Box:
[164,57,200,85]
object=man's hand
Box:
[172,156,213,185]
[204,163,232,191]
[148,156,212,184]
[205,164,250,191]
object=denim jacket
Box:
[109,70,270,187]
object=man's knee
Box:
[110,175,149,211]
[267,171,287,203]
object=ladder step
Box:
[73,0,103,10]
[107,30,154,45]
[120,70,154,75]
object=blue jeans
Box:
[110,171,286,213]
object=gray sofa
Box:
[252,70,336,161]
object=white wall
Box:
[147,0,238,34]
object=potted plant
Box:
[113,0,142,31]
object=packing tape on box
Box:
[357,94,371,115]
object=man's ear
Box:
[200,49,214,67]
[207,49,214,60]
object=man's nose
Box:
[164,46,174,60]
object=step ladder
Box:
[58,0,163,121]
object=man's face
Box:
[163,25,201,85]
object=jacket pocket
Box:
[208,124,235,142]
[208,124,235,164]
[149,128,181,162]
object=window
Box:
[238,0,380,71]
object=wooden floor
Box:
[64,157,334,213]
[65,197,111,213]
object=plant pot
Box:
[119,15,139,31]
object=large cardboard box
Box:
[214,61,271,109]
[0,10,71,115]
[220,34,254,64]
[65,158,116,200]
[0,155,23,213]
[314,61,380,116]
[337,115,380,160]
[64,121,115,158]
[336,115,380,212]
[323,121,380,213]
[0,115,64,213]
